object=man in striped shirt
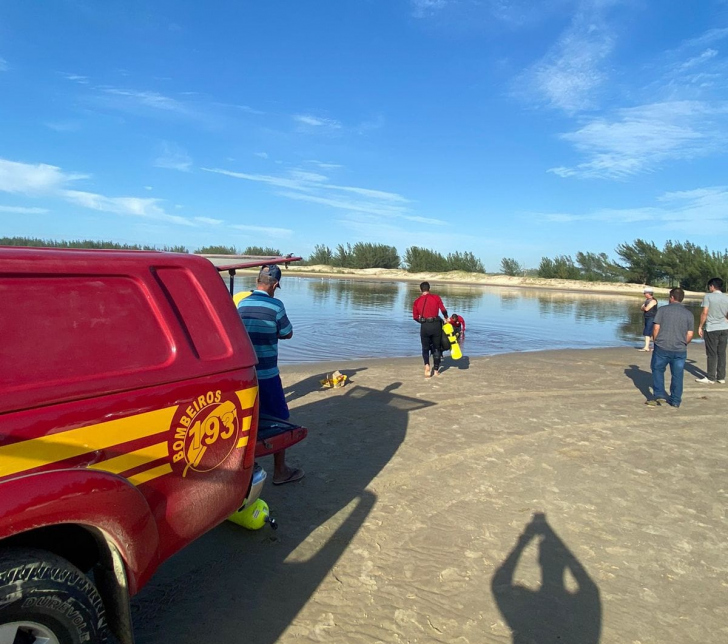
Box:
[238,265,304,485]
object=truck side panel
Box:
[0,371,258,583]
[0,248,260,591]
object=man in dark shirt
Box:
[647,288,694,408]
[412,281,448,378]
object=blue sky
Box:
[1,0,727,268]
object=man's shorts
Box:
[258,374,290,420]
[643,318,655,337]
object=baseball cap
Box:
[259,264,282,288]
[643,287,653,293]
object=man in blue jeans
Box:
[646,288,694,408]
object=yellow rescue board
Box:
[442,322,462,360]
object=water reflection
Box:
[309,279,398,310]
[499,293,519,310]
[229,277,702,364]
[403,283,484,315]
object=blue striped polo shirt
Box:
[237,290,292,380]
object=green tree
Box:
[575,251,622,282]
[537,255,580,280]
[615,240,662,284]
[0,236,188,252]
[195,245,237,254]
[500,257,523,276]
[334,243,354,268]
[351,242,400,269]
[403,246,449,273]
[242,246,281,256]
[307,244,334,265]
[446,251,485,273]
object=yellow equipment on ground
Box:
[227,498,277,530]
[442,322,462,360]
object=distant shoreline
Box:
[203,256,704,300]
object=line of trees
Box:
[307,243,485,273]
[522,239,728,291]
[194,245,282,255]
[0,238,291,257]
[0,237,189,253]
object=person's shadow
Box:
[683,357,703,379]
[624,364,652,399]
[492,512,602,644]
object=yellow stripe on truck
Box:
[236,415,253,448]
[236,386,258,411]
[88,441,169,475]
[0,386,258,483]
[128,463,174,487]
[0,406,178,480]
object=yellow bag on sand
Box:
[320,370,347,388]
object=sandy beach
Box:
[205,257,705,300]
[132,345,727,644]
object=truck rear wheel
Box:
[0,549,109,644]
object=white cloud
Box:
[231,224,293,236]
[0,157,193,226]
[0,205,49,214]
[194,216,224,225]
[289,170,328,183]
[100,88,190,115]
[62,190,194,226]
[203,165,423,226]
[61,73,90,85]
[411,0,449,18]
[276,190,409,218]
[682,27,728,49]
[677,48,719,72]
[293,114,342,129]
[549,101,728,179]
[0,57,7,71]
[519,6,615,113]
[254,152,269,159]
[202,168,305,191]
[533,185,728,232]
[0,159,85,194]
[305,160,343,170]
[154,142,193,172]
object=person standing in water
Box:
[639,287,658,351]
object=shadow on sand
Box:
[625,357,705,400]
[492,512,601,644]
[624,363,652,399]
[131,376,435,644]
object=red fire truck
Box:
[0,247,302,643]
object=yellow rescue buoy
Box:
[227,498,276,530]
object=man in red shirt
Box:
[448,313,466,344]
[412,281,449,378]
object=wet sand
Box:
[132,346,727,644]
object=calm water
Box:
[232,277,703,364]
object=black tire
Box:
[0,548,109,644]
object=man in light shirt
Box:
[696,277,728,385]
